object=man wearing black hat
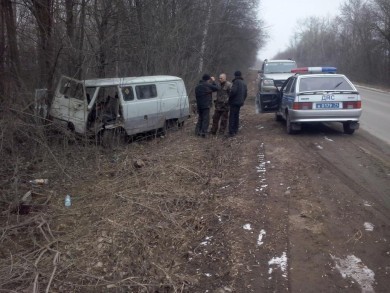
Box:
[228,70,247,137]
[195,74,220,137]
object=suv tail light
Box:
[343,101,361,109]
[293,102,312,110]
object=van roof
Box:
[82,75,182,87]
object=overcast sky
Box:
[257,0,345,60]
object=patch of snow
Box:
[200,236,213,246]
[268,267,273,279]
[257,229,266,246]
[268,252,288,278]
[256,145,268,194]
[205,273,212,277]
[315,143,324,150]
[331,254,375,293]
[363,201,372,207]
[325,136,334,142]
[243,224,252,231]
[364,222,374,232]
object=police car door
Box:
[280,77,296,115]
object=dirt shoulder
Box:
[1,73,389,292]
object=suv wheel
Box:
[275,112,283,122]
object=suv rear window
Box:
[264,62,297,74]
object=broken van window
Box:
[121,86,134,101]
[59,79,84,100]
[98,86,117,102]
[60,79,84,100]
[136,84,157,99]
[86,87,97,104]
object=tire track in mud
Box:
[220,73,390,292]
[292,134,390,223]
[262,122,390,292]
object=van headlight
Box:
[262,79,274,86]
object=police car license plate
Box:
[314,102,342,109]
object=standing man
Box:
[228,70,247,137]
[210,73,232,135]
[195,74,220,137]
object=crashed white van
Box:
[49,75,190,144]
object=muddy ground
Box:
[1,72,389,292]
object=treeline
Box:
[275,0,390,86]
[0,0,265,104]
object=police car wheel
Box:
[286,113,297,134]
[343,122,355,135]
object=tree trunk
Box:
[65,0,75,76]
[31,0,55,98]
[76,0,86,79]
[1,0,22,90]
[198,0,212,73]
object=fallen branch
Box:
[45,251,60,293]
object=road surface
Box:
[357,86,390,145]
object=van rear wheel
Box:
[156,121,167,137]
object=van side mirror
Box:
[258,70,263,74]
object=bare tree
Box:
[275,0,390,86]
[1,0,22,92]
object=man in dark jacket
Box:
[195,74,219,137]
[228,71,247,137]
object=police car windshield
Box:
[299,76,354,92]
[264,62,296,73]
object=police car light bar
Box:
[291,67,337,74]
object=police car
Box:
[258,67,362,134]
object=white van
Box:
[49,75,190,144]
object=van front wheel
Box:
[101,128,126,148]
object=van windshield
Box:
[264,62,297,73]
[59,78,85,100]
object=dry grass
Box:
[0,110,241,292]
[0,75,260,292]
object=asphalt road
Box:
[357,86,390,145]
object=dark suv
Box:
[257,59,297,112]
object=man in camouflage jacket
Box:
[210,73,232,135]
